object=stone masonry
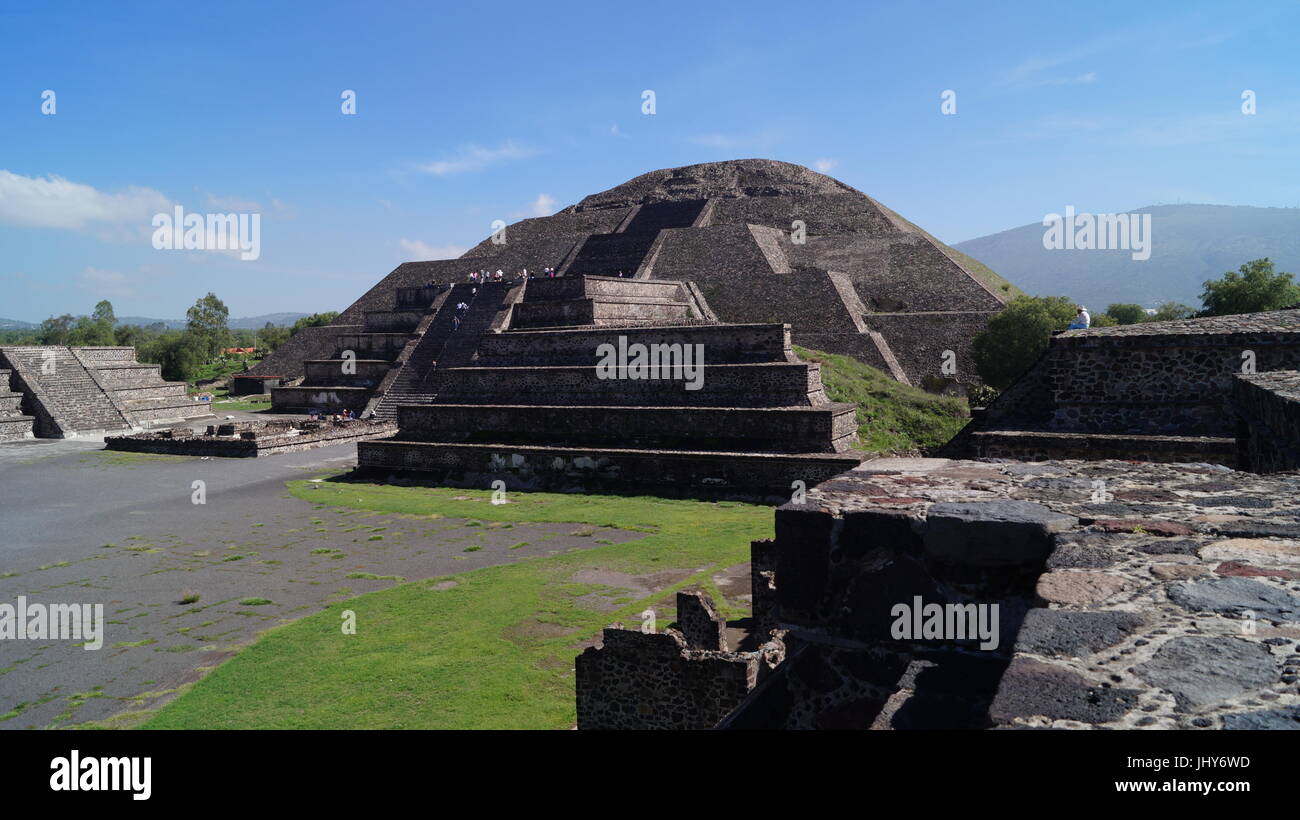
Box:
[354,274,862,500]
[945,309,1300,466]
[240,159,1015,395]
[0,345,210,438]
[579,457,1300,730]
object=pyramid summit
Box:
[241,158,1016,394]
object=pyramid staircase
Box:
[357,274,862,500]
[0,346,210,439]
[271,284,452,413]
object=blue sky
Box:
[2,0,1298,321]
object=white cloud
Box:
[528,193,557,217]
[398,239,466,260]
[0,170,171,230]
[813,158,838,173]
[418,141,537,176]
[79,267,135,299]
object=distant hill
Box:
[114,313,310,330]
[0,317,36,330]
[953,204,1300,309]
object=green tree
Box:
[1151,301,1197,322]
[971,295,1078,390]
[257,321,291,352]
[1104,303,1148,325]
[289,312,340,336]
[185,292,231,361]
[1200,258,1300,316]
[92,300,115,325]
[36,314,74,345]
[138,332,206,382]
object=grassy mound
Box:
[795,345,969,454]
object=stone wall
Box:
[1235,371,1300,473]
[948,310,1300,464]
[584,457,1300,730]
[575,590,785,730]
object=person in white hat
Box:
[1068,306,1091,329]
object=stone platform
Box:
[105,418,396,457]
[354,274,863,500]
[577,456,1300,729]
[0,345,211,439]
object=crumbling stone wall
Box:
[575,625,764,730]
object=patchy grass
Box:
[796,345,969,454]
[143,479,769,730]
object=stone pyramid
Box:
[240,159,1013,397]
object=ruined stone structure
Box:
[575,591,786,730]
[578,457,1300,730]
[944,309,1300,466]
[238,159,1014,397]
[0,346,211,438]
[351,275,861,499]
[0,365,36,442]
[1235,370,1300,473]
[105,418,396,457]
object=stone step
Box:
[393,403,858,453]
[561,233,658,278]
[89,363,166,388]
[111,383,188,401]
[479,323,792,367]
[270,385,373,412]
[355,439,862,501]
[432,362,827,407]
[0,392,24,413]
[522,275,685,303]
[968,429,1239,467]
[620,199,709,234]
[511,298,694,329]
[362,309,424,332]
[0,415,35,442]
[303,359,393,387]
[333,333,416,359]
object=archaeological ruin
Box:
[0,345,212,440]
[576,307,1300,729]
[238,158,1014,401]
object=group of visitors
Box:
[453,299,470,330]
[308,408,359,422]
[467,269,506,283]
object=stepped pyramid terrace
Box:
[351,274,861,498]
[0,346,212,439]
[239,158,1015,401]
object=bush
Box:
[971,295,1078,390]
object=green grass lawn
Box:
[797,345,970,454]
[140,479,770,730]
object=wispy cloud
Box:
[79,267,135,299]
[0,170,170,231]
[417,141,537,176]
[813,158,838,173]
[512,193,557,219]
[398,238,466,260]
